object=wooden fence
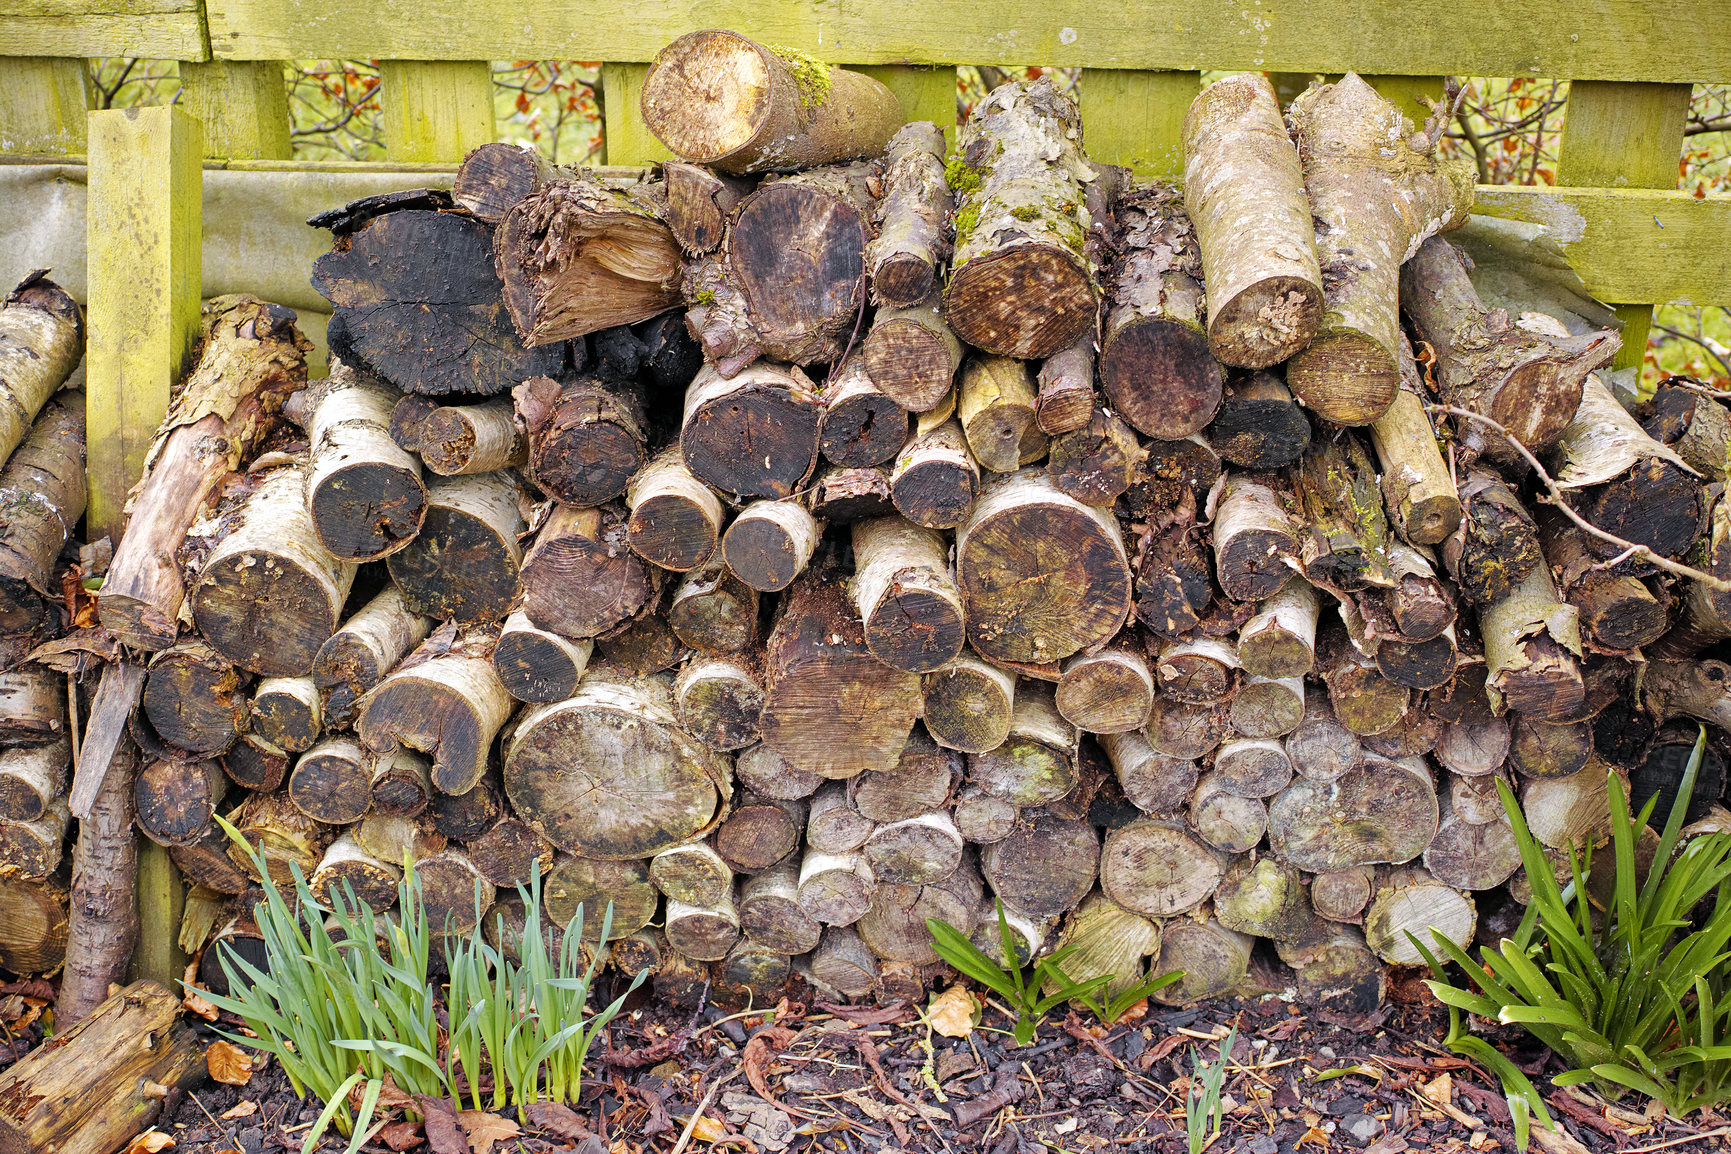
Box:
[1,0,1729,982]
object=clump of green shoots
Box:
[1186,1025,1238,1154]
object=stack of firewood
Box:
[0,273,86,977]
[68,36,1731,1011]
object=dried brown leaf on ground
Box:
[205,1040,254,1086]
[124,1129,175,1154]
[521,1101,595,1144]
[413,1096,469,1154]
[926,986,977,1038]
[181,990,219,1022]
[457,1110,521,1154]
[380,1121,426,1151]
[742,1025,798,1106]
[217,1102,257,1121]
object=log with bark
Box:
[386,470,523,624]
[514,374,647,507]
[892,409,980,530]
[0,391,84,634]
[862,298,964,414]
[663,161,754,256]
[1371,335,1462,546]
[682,362,822,500]
[297,360,426,561]
[357,629,513,796]
[1207,372,1310,470]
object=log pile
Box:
[56,56,1731,1019]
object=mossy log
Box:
[868,122,952,307]
[967,682,1078,806]
[1214,857,1317,941]
[1268,754,1439,871]
[543,855,656,942]
[1296,433,1394,593]
[1445,467,1543,607]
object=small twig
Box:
[1429,403,1731,592]
[1623,1126,1731,1153]
[666,1069,739,1154]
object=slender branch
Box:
[1428,403,1731,592]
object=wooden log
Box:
[650,841,734,908]
[863,298,963,414]
[1320,627,1410,735]
[666,895,741,962]
[504,668,728,860]
[495,173,683,345]
[957,356,1046,474]
[1370,335,1462,546]
[1145,697,1229,761]
[923,654,1016,754]
[1038,892,1159,1002]
[0,391,84,634]
[311,832,400,908]
[805,782,877,854]
[429,779,501,843]
[1099,818,1224,917]
[0,272,82,469]
[681,362,822,500]
[863,121,951,308]
[820,355,908,469]
[1404,236,1616,457]
[191,465,356,676]
[1215,856,1317,941]
[1380,541,1457,642]
[673,654,763,751]
[1032,336,1095,438]
[61,744,139,1020]
[353,812,445,871]
[667,563,758,653]
[358,630,514,796]
[1268,754,1439,871]
[641,33,900,174]
[394,395,527,477]
[250,677,320,754]
[851,517,966,673]
[944,77,1096,359]
[0,739,68,824]
[312,585,431,727]
[863,811,963,886]
[298,362,426,561]
[1180,74,1322,370]
[0,980,203,1154]
[1641,658,1731,736]
[1153,917,1254,1005]
[520,503,654,639]
[0,797,68,878]
[0,667,65,749]
[1236,582,1318,680]
[1213,736,1296,798]
[980,808,1099,920]
[855,855,982,965]
[846,729,957,822]
[453,142,559,223]
[891,411,979,530]
[513,374,647,507]
[1206,372,1310,471]
[1445,467,1542,607]
[413,849,494,936]
[663,161,752,257]
[759,567,923,778]
[133,755,227,848]
[1296,433,1394,593]
[1363,867,1476,965]
[722,499,821,593]
[1213,472,1300,602]
[287,736,374,825]
[797,848,875,927]
[1153,637,1240,705]
[226,790,335,886]
[221,734,290,793]
[1047,408,1141,508]
[1652,487,1731,659]
[952,785,1018,845]
[735,743,823,800]
[1481,562,1585,721]
[492,609,593,704]
[387,470,523,625]
[141,640,247,757]
[0,871,67,975]
[626,447,726,573]
[1509,715,1594,780]
[1097,183,1221,438]
[1230,676,1306,740]
[739,861,823,954]
[1434,713,1511,779]
[1310,866,1374,923]
[370,749,433,817]
[1540,509,1670,654]
[1284,696,1362,782]
[1553,373,1703,561]
[1371,623,1459,693]
[714,795,806,873]
[1100,730,1197,815]
[809,926,881,998]
[717,939,792,997]
[957,471,1132,663]
[465,817,554,888]
[967,683,1078,806]
[1286,75,1474,424]
[1644,383,1731,480]
[315,207,567,396]
[1362,706,1443,760]
[1283,925,1386,1012]
[1054,645,1153,735]
[680,247,763,378]
[1424,792,1521,891]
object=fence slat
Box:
[599,61,670,166]
[379,60,496,161]
[180,60,293,159]
[851,64,957,140]
[1556,80,1692,372]
[0,56,91,154]
[1079,68,1196,182]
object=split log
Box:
[1370,336,1462,545]
[944,77,1097,360]
[923,653,1016,754]
[59,743,138,1022]
[681,250,762,377]
[891,412,979,530]
[0,872,67,975]
[810,926,880,997]
[0,391,84,633]
[0,738,67,823]
[855,856,982,965]
[641,32,901,174]
[1180,74,1322,368]
[312,833,400,908]
[493,610,594,703]
[723,499,821,593]
[1237,581,1319,679]
[287,737,374,825]
[681,362,822,500]
[1206,372,1310,471]
[739,861,824,954]
[1098,183,1221,437]
[981,808,1099,920]
[1047,408,1141,507]
[1446,467,1543,607]
[1100,730,1198,815]
[1229,677,1306,740]
[0,980,203,1154]
[387,470,523,625]
[797,848,876,926]
[820,356,908,468]
[1286,74,1474,424]
[0,798,67,877]
[358,630,514,796]
[453,142,559,223]
[1215,857,1316,941]
[414,850,493,936]
[735,743,823,800]
[466,817,554,888]
[1285,696,1362,782]
[852,517,966,673]
[1310,867,1374,923]
[514,375,647,507]
[1044,893,1161,1002]
[805,782,877,854]
[673,654,763,750]
[665,896,741,961]
[312,585,431,726]
[190,465,356,677]
[1100,818,1224,917]
[662,161,753,255]
[141,641,248,757]
[0,272,82,468]
[1403,236,1615,456]
[759,568,923,778]
[953,785,1019,844]
[1552,373,1703,561]
[520,503,654,639]
[1212,472,1300,602]
[504,669,728,859]
[667,563,758,653]
[1297,433,1394,592]
[967,683,1078,806]
[958,356,1046,473]
[1055,645,1154,734]
[299,363,426,561]
[250,677,320,754]
[1644,383,1731,479]
[314,208,566,396]
[958,471,1132,662]
[1154,637,1240,705]
[1154,919,1254,1005]
[862,298,964,413]
[170,832,252,896]
[1522,760,1622,851]
[1481,562,1585,720]
[867,122,952,307]
[1268,755,1438,871]
[222,735,290,793]
[495,174,683,344]
[1362,867,1476,964]
[626,448,726,572]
